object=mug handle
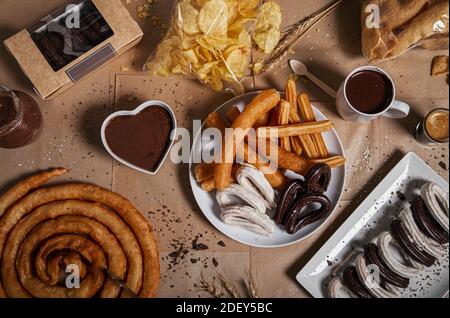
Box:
[382,100,410,119]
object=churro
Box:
[205,107,287,190]
[257,120,333,138]
[248,135,311,174]
[298,93,329,158]
[276,100,292,152]
[226,107,242,125]
[298,135,320,159]
[286,78,303,156]
[310,156,346,169]
[286,78,301,123]
[194,163,215,183]
[0,169,160,298]
[214,89,281,190]
[205,112,227,133]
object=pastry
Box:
[410,196,448,244]
[362,0,449,62]
[421,182,449,230]
[305,163,331,193]
[220,206,275,236]
[343,266,372,298]
[214,89,281,190]
[284,193,331,235]
[400,208,446,258]
[331,182,449,298]
[364,243,409,288]
[355,254,400,298]
[257,120,333,138]
[217,184,267,214]
[285,78,303,156]
[0,169,160,298]
[391,220,436,267]
[377,232,424,279]
[298,93,329,158]
[274,180,306,225]
[235,164,277,209]
[328,277,358,298]
[274,164,332,234]
[216,165,277,236]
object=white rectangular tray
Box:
[296,152,449,298]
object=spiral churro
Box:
[0,169,160,298]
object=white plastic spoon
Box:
[289,59,337,99]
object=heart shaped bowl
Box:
[100,100,177,175]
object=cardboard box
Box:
[4,0,143,100]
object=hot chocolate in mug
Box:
[336,66,410,123]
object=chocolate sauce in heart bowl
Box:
[0,86,42,149]
[101,101,177,175]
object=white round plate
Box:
[189,92,346,248]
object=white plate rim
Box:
[189,91,347,248]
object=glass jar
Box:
[0,86,42,149]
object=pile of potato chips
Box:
[146,0,282,92]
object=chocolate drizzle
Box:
[410,197,448,244]
[364,243,410,288]
[305,163,331,193]
[274,180,306,225]
[343,267,372,298]
[284,193,331,235]
[273,164,333,234]
[391,220,436,267]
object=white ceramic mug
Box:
[336,66,410,123]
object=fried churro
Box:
[286,78,303,156]
[257,120,333,138]
[310,156,346,169]
[276,100,292,152]
[298,93,329,158]
[215,90,281,190]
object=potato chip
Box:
[198,0,228,36]
[253,27,280,54]
[238,0,260,17]
[182,49,199,65]
[238,29,252,48]
[253,1,282,54]
[207,68,224,91]
[178,1,201,35]
[225,0,238,25]
[196,61,220,79]
[195,0,207,9]
[255,1,282,31]
[225,48,249,78]
[146,0,282,92]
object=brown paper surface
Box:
[0,0,448,298]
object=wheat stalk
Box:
[260,0,347,73]
[242,270,260,298]
[218,274,242,298]
[199,273,224,298]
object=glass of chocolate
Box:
[336,66,410,123]
[0,86,42,149]
[415,108,449,146]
